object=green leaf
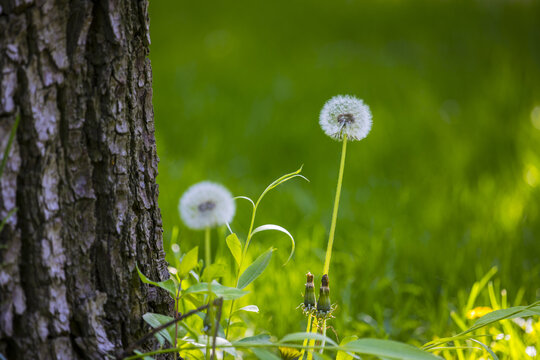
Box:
[260,166,308,198]
[133,350,155,360]
[229,321,248,329]
[255,166,309,210]
[226,233,243,266]
[251,348,281,360]
[251,224,295,265]
[279,332,338,347]
[236,305,260,313]
[234,334,272,345]
[344,339,442,360]
[179,246,198,277]
[142,313,181,346]
[465,302,540,334]
[312,353,333,360]
[337,335,359,360]
[234,196,256,210]
[469,339,499,360]
[136,265,177,296]
[238,247,274,289]
[197,336,238,357]
[424,301,540,350]
[202,263,226,282]
[183,281,248,300]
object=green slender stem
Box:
[306,317,318,360]
[319,319,327,354]
[323,134,348,276]
[205,227,211,267]
[300,314,313,360]
[204,227,213,358]
[225,204,258,339]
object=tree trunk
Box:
[0,0,169,359]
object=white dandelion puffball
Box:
[319,95,372,141]
[179,181,235,230]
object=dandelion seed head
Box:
[179,181,235,230]
[319,95,372,141]
[526,346,537,357]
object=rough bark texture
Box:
[0,0,170,359]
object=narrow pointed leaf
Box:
[179,246,198,277]
[142,313,180,346]
[464,302,540,334]
[202,263,226,282]
[183,281,247,300]
[280,332,338,347]
[238,247,274,289]
[251,224,295,265]
[236,305,260,313]
[136,265,177,296]
[251,348,281,360]
[337,336,359,360]
[344,339,442,360]
[226,233,243,266]
[234,334,272,345]
[234,196,256,209]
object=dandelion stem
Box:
[205,227,211,266]
[300,314,313,359]
[323,133,348,275]
[306,317,318,360]
[320,319,327,354]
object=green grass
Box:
[149,0,540,347]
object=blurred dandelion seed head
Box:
[179,181,235,230]
[525,346,537,357]
[319,95,372,141]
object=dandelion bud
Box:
[303,272,316,310]
[317,274,331,315]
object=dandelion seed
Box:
[319,95,372,141]
[179,181,235,230]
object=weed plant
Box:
[124,98,540,359]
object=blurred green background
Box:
[149,0,540,343]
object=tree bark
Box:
[0,0,169,359]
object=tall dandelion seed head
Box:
[179,181,235,230]
[319,95,372,141]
